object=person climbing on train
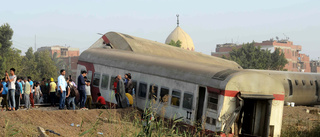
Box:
[116,75,128,108]
[77,70,87,110]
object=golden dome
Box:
[165,15,195,51]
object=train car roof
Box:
[247,69,320,76]
[79,48,284,95]
[88,31,242,70]
[79,48,243,88]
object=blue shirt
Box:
[19,82,23,94]
[58,75,66,91]
[2,82,8,95]
[29,80,34,93]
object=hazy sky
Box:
[1,0,319,59]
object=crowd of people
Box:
[0,68,133,111]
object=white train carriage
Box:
[77,32,285,137]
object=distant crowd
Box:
[0,68,133,111]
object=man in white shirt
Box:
[6,68,16,111]
[57,69,67,109]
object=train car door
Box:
[196,86,206,126]
[240,94,274,137]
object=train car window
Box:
[207,93,218,110]
[183,93,193,110]
[92,73,101,87]
[132,80,138,95]
[160,87,169,103]
[206,117,216,126]
[310,80,314,86]
[288,79,293,96]
[302,80,306,86]
[148,85,158,100]
[295,80,299,86]
[87,71,93,81]
[138,82,147,98]
[109,76,117,90]
[171,90,181,107]
[101,74,109,89]
[316,80,319,96]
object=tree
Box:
[51,52,66,75]
[227,42,288,70]
[35,51,58,79]
[21,47,39,80]
[168,40,182,48]
[0,23,23,77]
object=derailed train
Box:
[77,32,320,137]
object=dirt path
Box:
[0,107,140,137]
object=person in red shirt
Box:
[95,92,106,109]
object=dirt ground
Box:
[1,105,319,136]
[282,105,320,131]
[0,107,141,137]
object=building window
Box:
[92,73,100,87]
[160,87,169,103]
[292,51,294,56]
[138,82,147,98]
[207,92,219,110]
[149,85,158,100]
[183,93,193,110]
[61,48,67,56]
[101,74,109,89]
[171,90,181,107]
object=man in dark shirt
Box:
[77,70,87,110]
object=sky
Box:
[1,0,320,59]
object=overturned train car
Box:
[77,32,285,137]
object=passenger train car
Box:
[77,32,286,137]
[248,70,320,105]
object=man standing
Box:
[116,75,128,108]
[28,76,34,108]
[66,79,76,110]
[1,78,8,111]
[0,79,3,109]
[23,77,31,110]
[85,80,92,109]
[14,77,22,110]
[49,78,57,107]
[58,69,67,109]
[125,74,133,94]
[6,68,17,111]
[77,70,87,110]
